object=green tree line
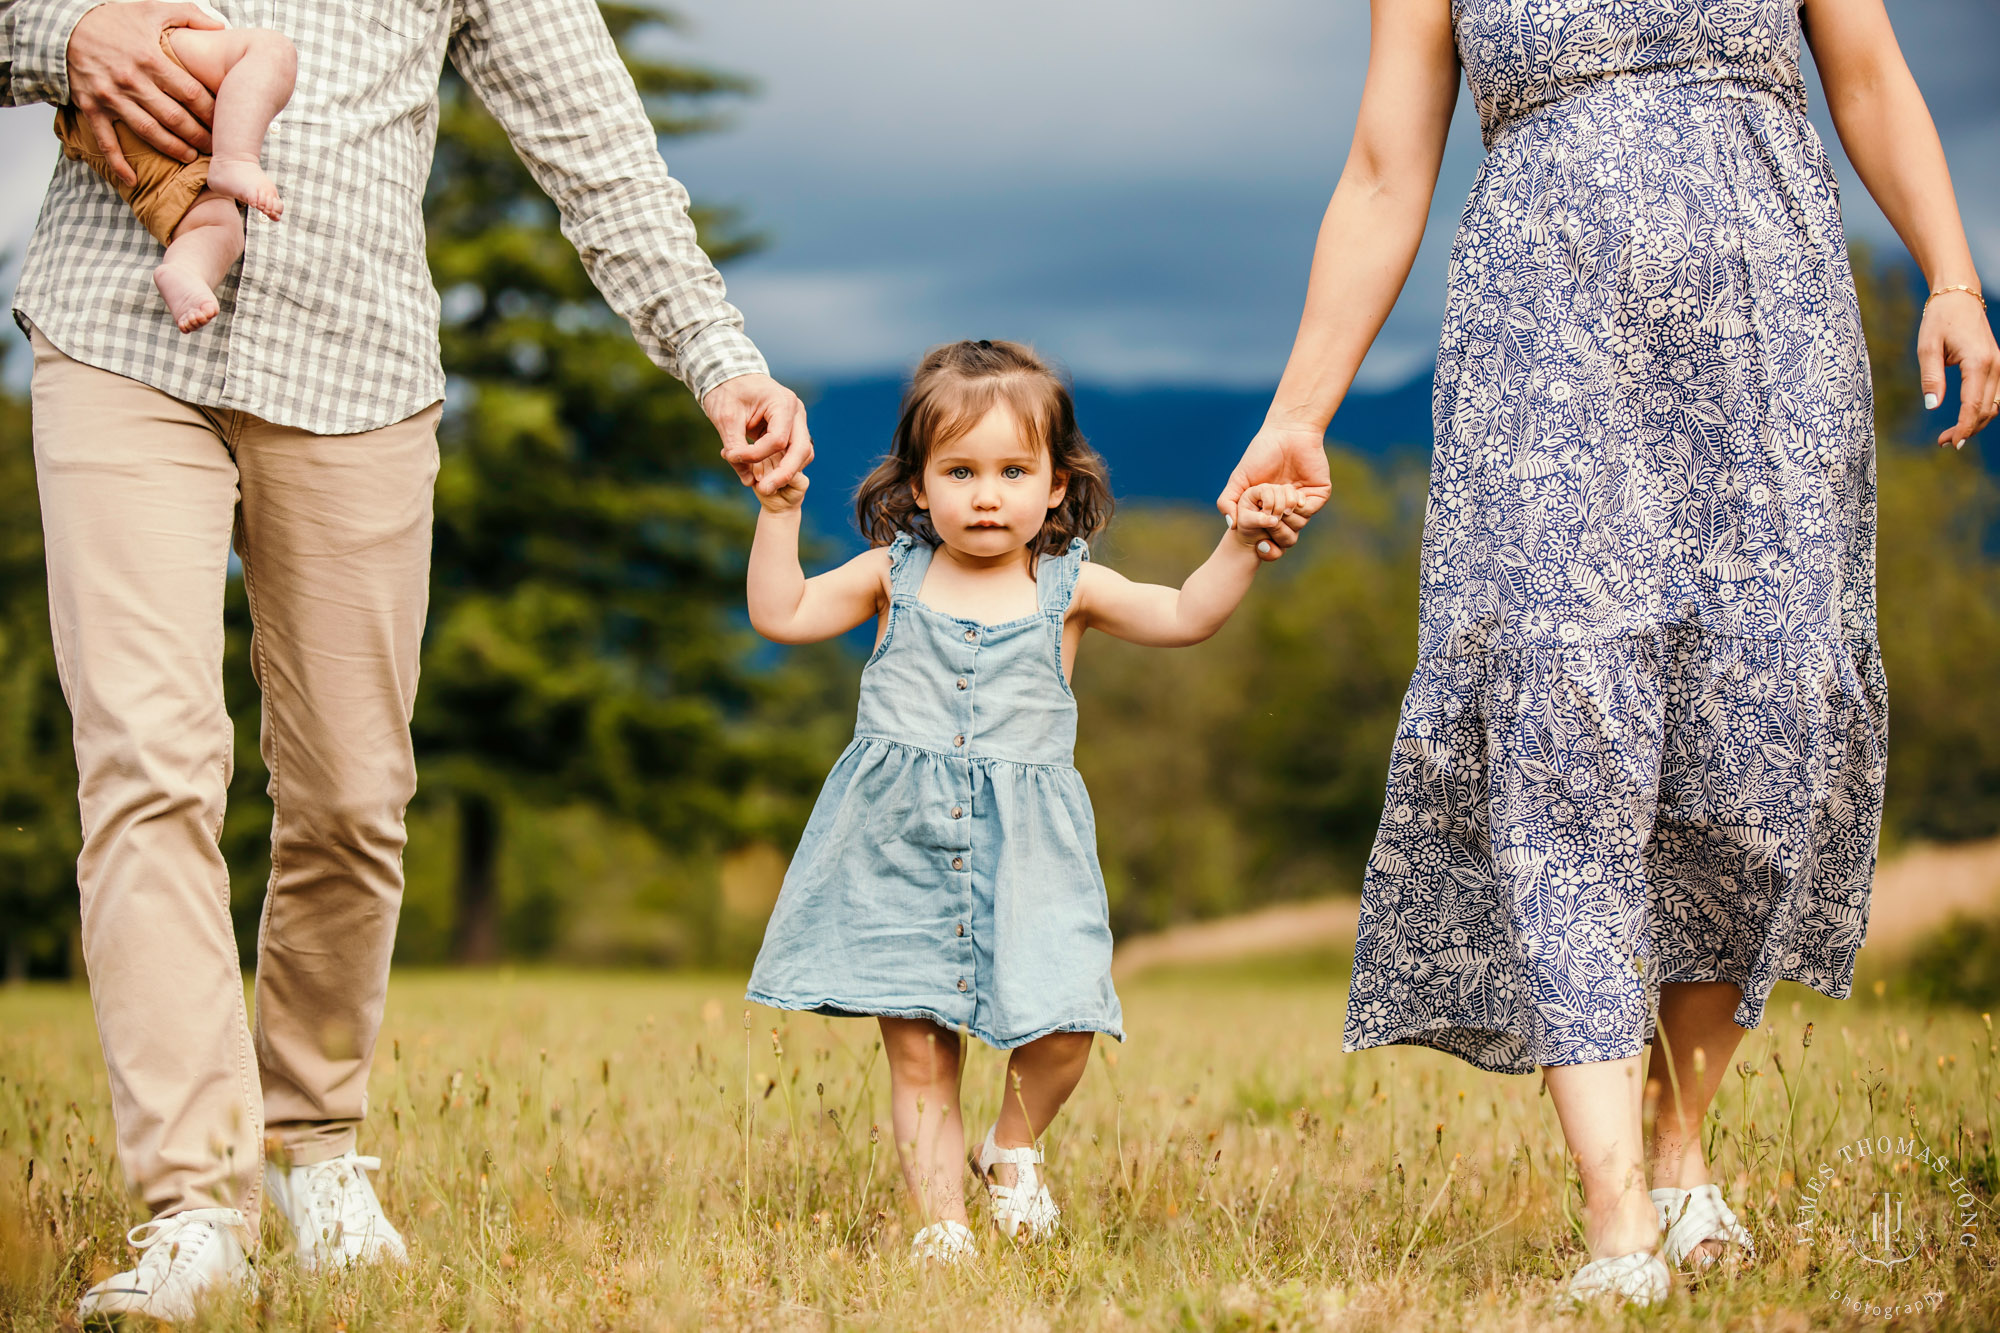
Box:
[4,11,1999,974]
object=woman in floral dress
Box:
[1219,0,1996,1303]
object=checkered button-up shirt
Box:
[3,0,766,435]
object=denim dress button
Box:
[951,856,964,870]
[956,922,966,937]
[963,628,977,642]
[955,677,968,690]
[951,805,963,819]
[956,978,969,992]
[953,734,965,748]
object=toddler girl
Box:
[744,339,1301,1262]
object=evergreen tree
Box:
[414,3,832,960]
[0,340,80,981]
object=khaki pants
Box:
[30,328,439,1227]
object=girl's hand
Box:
[1919,289,2000,448]
[751,455,809,513]
[1228,483,1305,557]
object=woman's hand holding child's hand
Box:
[1228,483,1306,557]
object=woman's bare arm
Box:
[1217,0,1461,523]
[1268,0,1462,434]
[1804,0,1998,446]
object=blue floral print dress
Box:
[748,534,1125,1049]
[1343,0,1887,1073]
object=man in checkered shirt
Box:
[4,0,811,1317]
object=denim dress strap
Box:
[885,531,934,598]
[1037,538,1089,623]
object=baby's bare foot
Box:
[155,262,220,333]
[205,158,283,221]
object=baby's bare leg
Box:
[166,27,297,221]
[155,193,244,333]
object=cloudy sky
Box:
[1,0,1993,393]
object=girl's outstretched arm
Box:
[1075,485,1299,647]
[747,474,891,643]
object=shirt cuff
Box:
[9,0,104,106]
[679,322,770,405]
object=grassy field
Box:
[1,956,1995,1331]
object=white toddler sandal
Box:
[1653,1183,1755,1270]
[974,1127,1060,1240]
[1561,1249,1672,1306]
[911,1219,977,1264]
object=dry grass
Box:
[2,959,1996,1331]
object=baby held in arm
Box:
[55,11,297,332]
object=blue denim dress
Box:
[747,532,1125,1049]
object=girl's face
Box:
[914,404,1067,561]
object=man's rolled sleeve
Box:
[679,323,768,405]
[5,0,103,106]
[449,0,770,401]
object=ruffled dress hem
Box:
[1341,961,1854,1076]
[745,991,1125,1050]
[1343,622,1884,1074]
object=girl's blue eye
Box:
[1003,466,1025,479]
[950,467,972,480]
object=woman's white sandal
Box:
[974,1127,1060,1239]
[1653,1184,1755,1271]
[1561,1249,1672,1306]
[911,1219,976,1264]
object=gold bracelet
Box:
[1925,283,1986,311]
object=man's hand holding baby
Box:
[67,1,226,183]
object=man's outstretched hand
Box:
[704,373,813,497]
[66,1,224,186]
[1216,421,1332,561]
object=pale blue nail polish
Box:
[1925,392,1941,410]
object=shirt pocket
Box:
[356,1,436,41]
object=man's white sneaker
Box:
[77,1207,255,1322]
[265,1151,408,1269]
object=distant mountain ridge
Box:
[795,283,2000,525]
[798,371,1437,513]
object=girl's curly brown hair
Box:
[854,339,1113,557]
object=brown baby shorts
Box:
[52,28,210,246]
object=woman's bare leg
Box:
[1543,1055,1662,1259]
[878,1017,968,1226]
[1645,981,1750,1260]
[984,1031,1093,1187]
